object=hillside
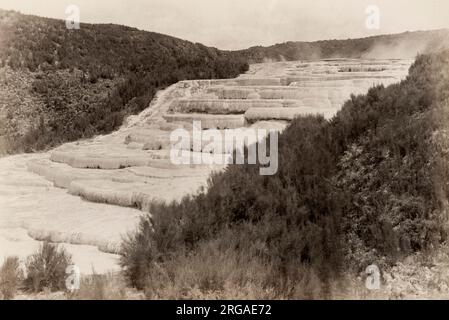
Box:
[0,9,248,153]
[238,29,449,63]
[3,9,449,155]
[120,50,449,298]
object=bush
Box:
[143,236,277,299]
[120,216,155,290]
[70,272,127,300]
[24,242,72,293]
[0,256,23,300]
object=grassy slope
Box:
[120,51,449,299]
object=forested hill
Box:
[0,9,248,153]
[237,29,449,63]
[0,10,247,77]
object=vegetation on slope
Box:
[120,51,449,298]
[0,10,248,152]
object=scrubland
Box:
[119,51,449,299]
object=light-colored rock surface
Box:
[0,59,412,273]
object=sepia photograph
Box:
[1,0,449,306]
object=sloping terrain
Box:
[0,57,410,274]
[0,9,248,154]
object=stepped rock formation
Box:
[0,59,411,273]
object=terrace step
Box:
[163,113,245,129]
[50,150,173,170]
[27,159,210,189]
[169,98,306,114]
[288,78,398,87]
[68,177,209,211]
[206,85,367,100]
[283,74,396,85]
[207,78,282,86]
[245,107,336,123]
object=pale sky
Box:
[0,0,448,50]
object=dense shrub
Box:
[121,51,449,298]
[332,52,449,267]
[24,242,72,293]
[0,256,23,300]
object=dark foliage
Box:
[0,256,23,300]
